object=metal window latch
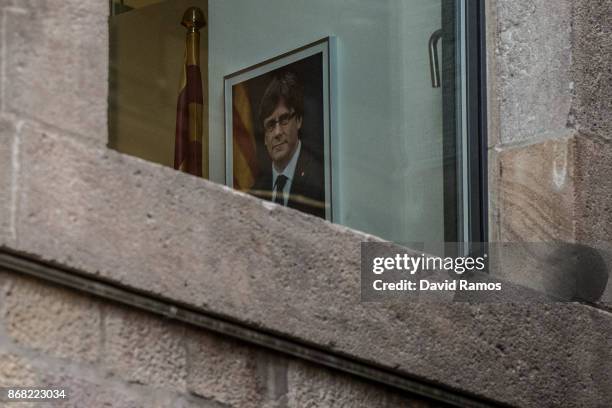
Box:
[429,29,443,88]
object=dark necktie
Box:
[273,175,289,205]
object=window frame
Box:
[465,0,488,245]
[442,0,487,247]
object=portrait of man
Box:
[226,46,330,220]
[249,71,325,218]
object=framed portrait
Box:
[224,38,334,221]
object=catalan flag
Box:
[232,83,258,190]
[174,8,206,177]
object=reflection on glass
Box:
[109,0,208,176]
[109,0,466,244]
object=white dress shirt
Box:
[271,141,302,206]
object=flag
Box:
[232,83,258,190]
[174,11,205,177]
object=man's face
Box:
[263,101,302,171]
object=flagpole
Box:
[174,7,207,178]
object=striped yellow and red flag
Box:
[174,8,206,177]
[232,83,258,190]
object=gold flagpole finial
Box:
[181,7,206,33]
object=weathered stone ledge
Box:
[0,121,610,407]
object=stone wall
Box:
[0,0,610,407]
[0,272,430,407]
[489,0,612,244]
[488,0,612,303]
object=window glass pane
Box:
[109,0,471,244]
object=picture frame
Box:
[224,37,335,221]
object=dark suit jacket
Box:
[250,146,325,219]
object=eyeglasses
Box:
[264,111,297,134]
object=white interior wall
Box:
[208,0,443,243]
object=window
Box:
[109,0,486,245]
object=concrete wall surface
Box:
[0,0,611,407]
[488,0,612,304]
[0,272,438,407]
